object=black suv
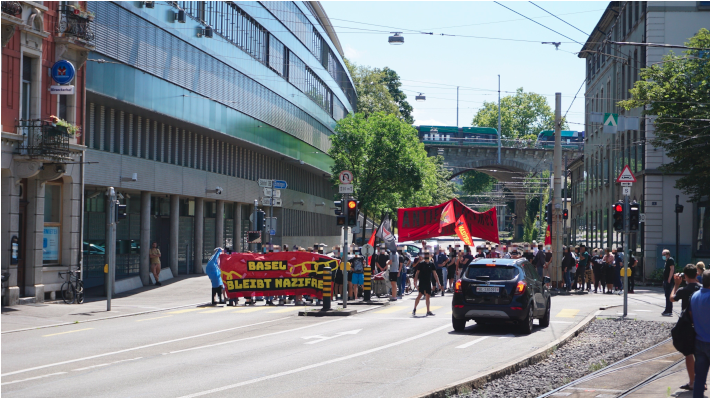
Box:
[451,258,551,334]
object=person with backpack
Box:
[691,269,710,396]
[349,250,365,300]
[671,264,703,391]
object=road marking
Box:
[233,307,269,313]
[1,318,291,377]
[456,336,489,348]
[1,372,67,386]
[616,312,637,315]
[42,328,93,337]
[269,308,299,313]
[303,329,361,345]
[175,323,451,398]
[634,309,652,312]
[556,309,580,318]
[168,308,204,314]
[200,307,233,314]
[73,363,110,372]
[166,318,343,355]
[374,306,406,314]
[136,315,173,322]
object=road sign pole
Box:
[623,194,629,317]
[552,92,562,289]
[269,186,273,250]
[341,194,349,308]
[252,199,258,253]
[106,187,116,311]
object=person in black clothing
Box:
[662,249,675,316]
[522,246,535,264]
[592,249,606,293]
[561,246,575,292]
[446,247,457,292]
[627,254,637,293]
[670,264,703,391]
[413,252,441,317]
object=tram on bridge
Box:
[416,125,584,151]
[535,130,584,149]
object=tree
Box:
[383,67,414,124]
[459,170,496,196]
[619,29,710,202]
[344,59,402,120]
[329,112,441,224]
[472,88,567,142]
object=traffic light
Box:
[675,203,684,214]
[545,202,552,225]
[256,210,265,230]
[563,208,569,220]
[346,200,359,226]
[116,202,127,222]
[334,200,346,226]
[613,201,624,231]
[629,201,640,231]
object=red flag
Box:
[544,225,551,245]
[439,200,455,232]
[367,228,376,247]
[455,215,474,246]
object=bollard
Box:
[322,266,332,311]
[363,265,372,301]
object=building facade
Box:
[572,1,709,278]
[2,1,91,305]
[2,1,357,304]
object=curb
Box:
[413,310,600,398]
[299,308,358,317]
[1,301,210,334]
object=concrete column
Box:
[140,191,151,286]
[216,200,224,249]
[235,203,243,252]
[514,199,527,241]
[24,177,45,301]
[194,197,204,274]
[169,195,179,276]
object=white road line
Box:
[1,317,290,377]
[1,372,67,386]
[166,318,343,354]
[634,310,652,312]
[456,336,489,348]
[73,363,110,372]
[176,323,451,398]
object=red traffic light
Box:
[347,200,357,209]
[614,204,623,212]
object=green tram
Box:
[535,130,584,150]
[416,126,499,147]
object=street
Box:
[1,277,670,398]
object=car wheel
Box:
[518,304,534,335]
[452,315,466,332]
[539,299,551,328]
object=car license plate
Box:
[477,287,499,293]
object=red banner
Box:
[455,215,474,246]
[220,252,339,298]
[397,199,499,244]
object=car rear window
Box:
[466,265,519,281]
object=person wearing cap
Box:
[510,246,521,259]
[412,251,441,317]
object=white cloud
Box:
[344,45,362,60]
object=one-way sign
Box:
[616,165,637,183]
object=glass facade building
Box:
[82,1,355,289]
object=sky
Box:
[321,1,607,130]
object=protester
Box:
[691,269,710,396]
[389,247,401,301]
[475,245,485,259]
[592,249,605,293]
[205,247,225,306]
[446,247,457,292]
[435,247,448,296]
[523,245,535,264]
[671,264,703,391]
[627,252,637,293]
[697,262,706,284]
[603,248,615,294]
[577,244,589,291]
[349,249,365,300]
[544,245,552,289]
[149,242,162,286]
[398,247,410,298]
[662,248,676,316]
[533,244,546,279]
[614,247,624,293]
[412,251,441,317]
[561,246,575,292]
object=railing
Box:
[56,4,95,43]
[420,135,584,151]
[1,1,22,17]
[15,120,71,160]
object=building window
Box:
[43,183,62,264]
[21,56,33,120]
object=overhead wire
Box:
[493,1,584,45]
[528,2,589,36]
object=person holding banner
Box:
[205,248,225,306]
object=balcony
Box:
[15,120,72,161]
[55,4,94,43]
[1,1,22,17]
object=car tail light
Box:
[454,305,464,308]
[511,307,522,311]
[514,281,527,295]
[454,279,462,293]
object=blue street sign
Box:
[269,229,276,236]
[51,60,76,85]
[273,180,287,189]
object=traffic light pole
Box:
[341,193,349,309]
[552,92,562,287]
[623,194,629,317]
[106,187,116,311]
[252,199,258,253]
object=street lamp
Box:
[388,32,404,45]
[415,93,426,101]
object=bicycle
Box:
[59,268,84,304]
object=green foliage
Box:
[471,88,568,140]
[619,29,710,202]
[459,170,495,195]
[589,359,608,372]
[329,112,453,219]
[344,59,401,120]
[382,67,414,124]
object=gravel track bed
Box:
[456,318,673,398]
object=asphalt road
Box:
[1,289,668,398]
